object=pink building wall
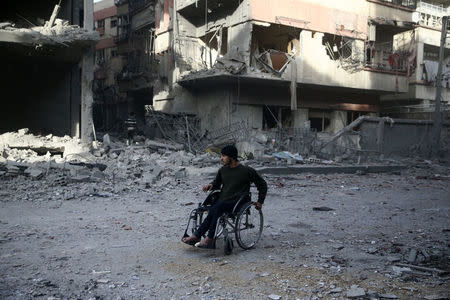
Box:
[249,0,368,40]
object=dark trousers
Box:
[195,201,235,239]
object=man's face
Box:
[221,154,231,166]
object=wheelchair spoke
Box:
[235,203,263,250]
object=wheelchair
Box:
[182,190,264,255]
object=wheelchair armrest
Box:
[200,190,221,207]
[231,192,252,215]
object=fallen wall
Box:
[323,116,450,158]
[360,119,450,157]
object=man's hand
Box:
[253,202,262,210]
[202,184,213,192]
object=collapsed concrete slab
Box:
[0,19,99,47]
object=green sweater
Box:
[211,164,268,204]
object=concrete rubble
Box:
[0,19,99,46]
[0,127,449,299]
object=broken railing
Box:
[271,127,318,157]
[318,116,450,158]
[253,49,295,76]
[145,106,207,153]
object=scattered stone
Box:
[386,256,401,263]
[423,295,449,300]
[329,287,343,293]
[268,294,281,300]
[346,285,365,298]
[70,175,91,183]
[392,266,411,275]
[313,206,334,211]
[380,294,398,299]
[24,167,43,179]
[407,249,417,263]
[96,279,110,284]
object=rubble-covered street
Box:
[2,0,450,298]
[1,131,449,300]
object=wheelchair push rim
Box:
[235,202,263,250]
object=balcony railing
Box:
[417,1,446,15]
[129,0,153,13]
[365,41,409,73]
[376,0,418,9]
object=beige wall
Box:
[94,0,115,11]
[290,30,408,93]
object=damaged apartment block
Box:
[93,0,157,133]
[0,0,99,142]
[152,0,450,158]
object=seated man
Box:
[182,145,268,248]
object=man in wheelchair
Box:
[182,145,267,249]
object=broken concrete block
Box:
[379,294,398,299]
[346,285,365,298]
[6,165,20,176]
[152,165,163,179]
[407,249,417,263]
[24,168,43,179]
[156,176,171,187]
[103,134,111,147]
[91,169,105,181]
[174,168,187,179]
[17,128,29,136]
[386,256,401,263]
[141,173,156,185]
[70,175,91,183]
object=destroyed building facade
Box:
[152,0,450,135]
[0,0,99,141]
[94,0,126,130]
[93,0,157,131]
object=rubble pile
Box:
[0,18,99,46]
[0,129,222,195]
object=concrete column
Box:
[329,110,346,133]
[416,42,424,82]
[70,65,81,138]
[293,108,309,128]
[81,0,94,143]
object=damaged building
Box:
[93,0,157,131]
[151,0,450,143]
[0,0,99,141]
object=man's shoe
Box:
[195,237,215,249]
[182,235,200,246]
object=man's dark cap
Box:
[221,145,238,160]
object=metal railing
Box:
[365,41,410,73]
[417,1,446,15]
[377,0,417,9]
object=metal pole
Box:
[185,115,192,153]
[431,16,448,157]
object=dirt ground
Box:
[1,161,449,300]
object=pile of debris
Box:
[0,18,99,47]
[0,129,222,189]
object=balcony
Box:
[365,41,409,73]
[129,0,154,13]
[368,0,418,10]
[114,23,130,43]
[417,1,447,15]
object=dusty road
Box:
[1,162,449,299]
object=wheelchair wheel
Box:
[235,202,263,250]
